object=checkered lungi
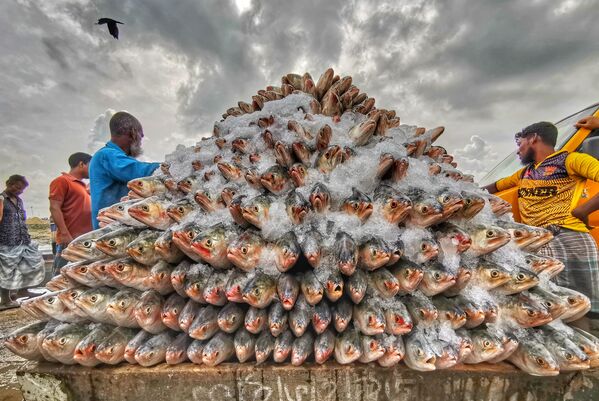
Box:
[537,228,599,314]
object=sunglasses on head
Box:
[515,131,537,145]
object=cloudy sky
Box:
[2,0,599,216]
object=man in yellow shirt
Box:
[484,121,599,330]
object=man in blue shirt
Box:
[89,112,160,228]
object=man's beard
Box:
[130,140,143,157]
[519,148,535,165]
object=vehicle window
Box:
[479,103,599,187]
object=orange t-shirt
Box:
[49,173,92,243]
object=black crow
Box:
[97,18,124,39]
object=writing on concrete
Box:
[190,369,418,401]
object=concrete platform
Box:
[16,362,599,401]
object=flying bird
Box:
[97,18,124,39]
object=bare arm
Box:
[49,199,72,244]
[482,183,498,194]
[572,195,599,228]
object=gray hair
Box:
[109,111,142,137]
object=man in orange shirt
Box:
[49,152,93,272]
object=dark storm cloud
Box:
[41,37,71,69]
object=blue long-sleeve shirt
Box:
[89,141,159,228]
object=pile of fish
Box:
[6,68,599,376]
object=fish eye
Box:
[117,264,125,271]
[19,335,29,344]
[421,243,428,251]
[142,205,150,212]
[483,340,491,348]
[204,191,210,197]
[178,207,185,213]
[490,270,499,278]
[187,231,195,239]
[59,338,67,345]
[464,199,472,205]
[513,231,523,238]
[145,306,152,314]
[370,248,377,257]
[241,247,248,255]
[516,273,526,281]
[486,230,495,238]
[253,206,259,213]
[417,349,424,356]
[527,309,535,316]
[79,266,88,273]
[91,295,98,303]
[433,272,441,280]
[117,205,124,211]
[108,239,117,247]
[47,297,56,304]
[442,196,450,203]
[421,206,429,214]
[120,301,126,308]
[254,288,260,296]
[419,310,426,318]
[535,357,545,366]
[565,353,574,360]
[83,241,92,248]
[352,203,359,211]
[567,297,577,305]
[205,239,213,247]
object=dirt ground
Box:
[0,308,37,401]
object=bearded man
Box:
[89,111,160,229]
[484,121,599,330]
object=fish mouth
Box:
[338,262,356,275]
[281,298,295,309]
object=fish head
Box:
[177,176,198,194]
[391,157,410,181]
[274,233,300,272]
[220,186,239,206]
[166,200,194,222]
[128,199,169,228]
[515,299,553,327]
[325,275,344,299]
[411,199,443,227]
[289,163,308,187]
[342,188,373,222]
[418,240,439,262]
[217,162,243,181]
[381,193,412,224]
[309,183,331,212]
[241,196,271,228]
[407,337,436,371]
[242,275,275,308]
[260,166,290,194]
[460,192,485,219]
[317,145,343,173]
[377,153,394,178]
[127,177,158,197]
[474,225,510,252]
[514,341,560,376]
[191,225,228,263]
[476,261,511,288]
[437,190,464,217]
[231,138,249,153]
[292,141,312,163]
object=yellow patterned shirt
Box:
[496,151,599,232]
